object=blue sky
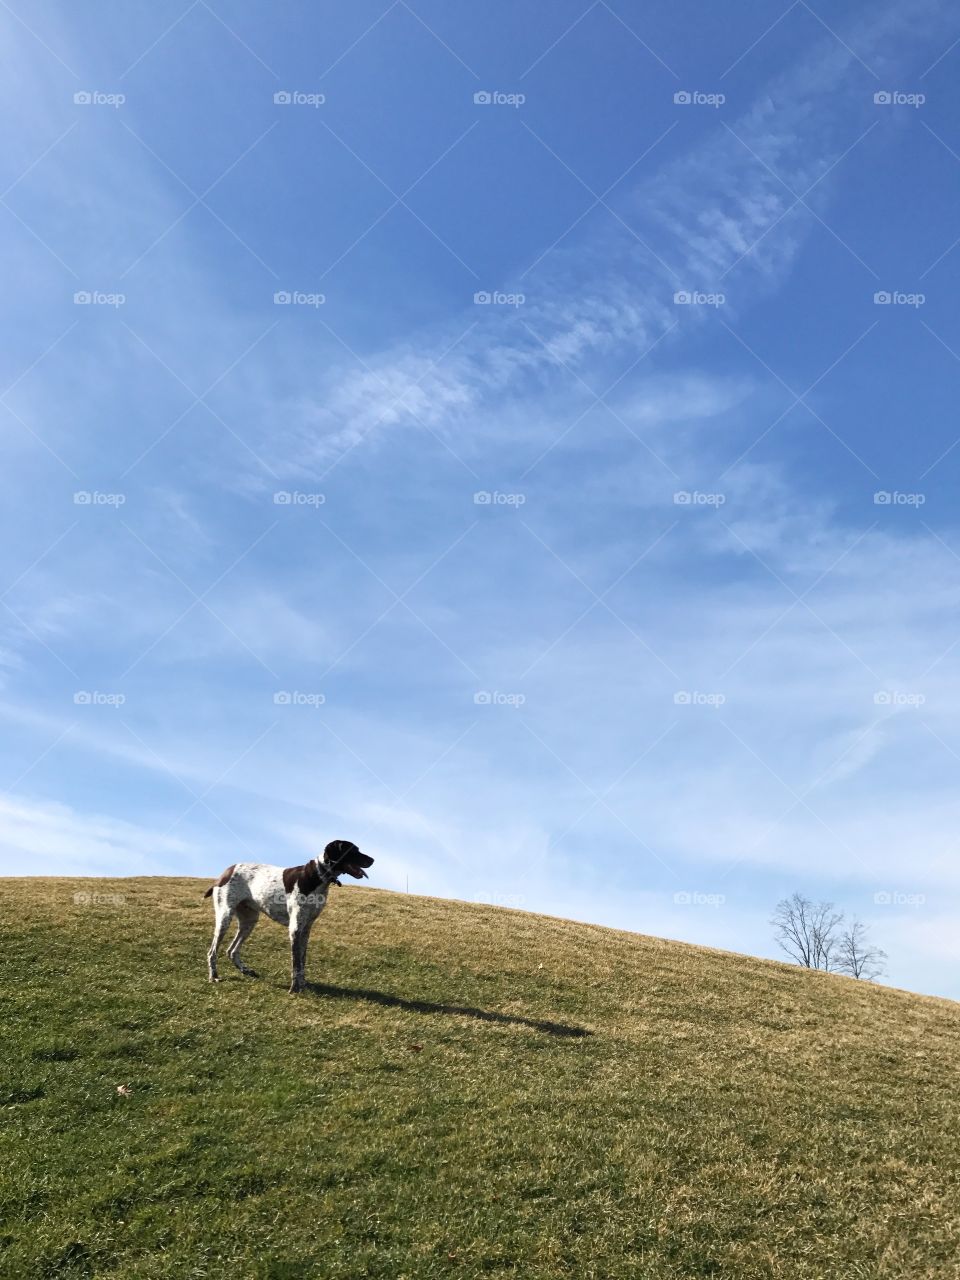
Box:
[3,0,960,998]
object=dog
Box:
[203,839,374,993]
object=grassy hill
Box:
[1,878,958,1279]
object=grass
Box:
[1,878,959,1279]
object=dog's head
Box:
[323,839,374,880]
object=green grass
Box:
[2,878,959,1279]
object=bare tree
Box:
[771,892,845,971]
[836,918,887,981]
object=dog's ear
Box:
[324,839,358,863]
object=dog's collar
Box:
[314,856,341,888]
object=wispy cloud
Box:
[248,0,948,476]
[0,793,193,876]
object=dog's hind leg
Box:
[227,903,260,976]
[207,894,234,983]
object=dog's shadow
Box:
[301,981,592,1039]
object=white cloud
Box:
[0,793,192,877]
[243,0,953,479]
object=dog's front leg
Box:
[288,918,309,993]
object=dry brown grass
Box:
[2,876,959,1278]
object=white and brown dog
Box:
[203,839,374,993]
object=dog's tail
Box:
[202,863,236,899]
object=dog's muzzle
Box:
[338,851,375,880]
